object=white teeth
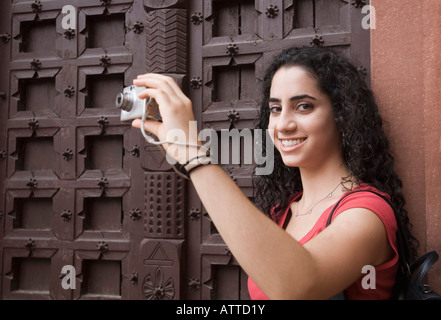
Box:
[281,139,305,147]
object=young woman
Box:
[132,46,417,300]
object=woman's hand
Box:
[131,73,202,163]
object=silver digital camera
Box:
[116,85,158,121]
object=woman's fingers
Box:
[131,118,142,129]
[133,78,188,115]
[133,74,193,121]
[134,74,189,102]
[131,73,199,164]
[132,118,161,136]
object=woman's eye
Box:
[269,105,282,113]
[297,103,313,112]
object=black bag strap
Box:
[326,189,393,226]
[410,251,439,286]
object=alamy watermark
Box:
[361,5,376,30]
[60,264,376,291]
[61,5,76,30]
[61,265,76,290]
[60,4,376,31]
[361,264,376,290]
[164,122,275,176]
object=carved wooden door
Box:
[0,0,370,300]
[0,0,154,299]
[183,0,371,300]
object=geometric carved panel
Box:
[213,64,257,102]
[7,126,61,178]
[84,135,123,171]
[144,173,186,239]
[73,247,129,300]
[146,9,187,73]
[210,264,250,300]
[18,77,56,113]
[85,73,124,109]
[10,67,61,118]
[83,197,123,231]
[211,0,257,38]
[75,187,129,240]
[16,137,56,171]
[314,0,346,28]
[13,197,54,230]
[19,19,57,53]
[11,257,51,293]
[138,239,183,300]
[80,260,122,297]
[1,246,59,299]
[5,187,59,240]
[77,66,129,117]
[290,0,314,29]
[86,13,126,49]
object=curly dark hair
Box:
[253,46,418,258]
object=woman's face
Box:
[267,66,342,170]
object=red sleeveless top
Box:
[248,184,399,300]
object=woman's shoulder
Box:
[332,184,397,230]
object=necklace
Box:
[295,182,342,217]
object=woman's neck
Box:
[298,162,352,207]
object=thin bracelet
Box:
[184,154,212,166]
[177,154,214,179]
[186,158,214,177]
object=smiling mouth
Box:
[279,138,307,151]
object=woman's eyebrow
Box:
[268,94,318,103]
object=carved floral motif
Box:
[143,267,175,300]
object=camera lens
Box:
[116,92,132,111]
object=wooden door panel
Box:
[3,248,56,299]
[185,0,371,300]
[0,0,148,299]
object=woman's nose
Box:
[276,111,297,133]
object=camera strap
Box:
[140,98,210,180]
